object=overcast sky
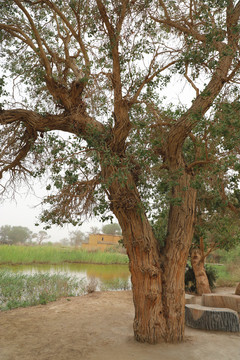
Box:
[0,180,103,242]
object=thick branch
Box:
[187,160,213,171]
[167,46,239,165]
[0,24,38,54]
[0,109,104,138]
[184,63,200,97]
[150,14,206,43]
[220,181,240,215]
[96,0,122,103]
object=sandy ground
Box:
[0,289,239,360]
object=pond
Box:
[0,263,131,291]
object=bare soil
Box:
[0,289,239,360]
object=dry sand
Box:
[0,290,239,360]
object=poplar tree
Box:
[1,1,240,343]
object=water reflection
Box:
[0,263,131,291]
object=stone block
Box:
[235,283,240,296]
[185,304,240,332]
[202,294,240,315]
[185,294,197,304]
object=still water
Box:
[0,263,131,291]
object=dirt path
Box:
[0,290,239,360]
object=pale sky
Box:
[0,176,103,242]
[0,189,103,242]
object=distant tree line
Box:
[0,222,121,246]
[0,225,50,245]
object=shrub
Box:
[86,277,98,293]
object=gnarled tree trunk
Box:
[108,167,197,343]
[191,247,211,295]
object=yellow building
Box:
[82,233,122,252]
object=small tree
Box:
[32,230,50,245]
[69,230,87,247]
[59,237,70,247]
[191,209,240,294]
[88,226,101,234]
[0,225,12,244]
[102,223,122,235]
[0,225,33,244]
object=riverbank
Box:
[0,289,239,360]
[0,245,128,265]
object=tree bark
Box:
[160,166,197,342]
[107,166,197,343]
[191,248,211,295]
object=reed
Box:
[0,245,129,265]
[0,269,84,310]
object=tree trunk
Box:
[191,248,211,295]
[160,167,197,342]
[108,169,197,343]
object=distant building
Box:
[82,233,123,252]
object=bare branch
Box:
[129,60,177,105]
[0,23,38,53]
[220,181,240,215]
[184,63,199,97]
[150,14,206,43]
[43,0,90,76]
[13,0,52,78]
[187,160,214,171]
[0,125,37,180]
[96,0,127,104]
[42,176,100,224]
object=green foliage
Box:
[151,209,168,247]
[205,264,218,289]
[213,244,240,265]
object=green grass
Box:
[206,244,240,287]
[208,263,240,287]
[0,245,129,265]
[0,269,85,310]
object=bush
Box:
[86,277,98,293]
[185,264,218,293]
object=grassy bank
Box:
[0,245,129,265]
[207,244,240,287]
[211,263,240,287]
